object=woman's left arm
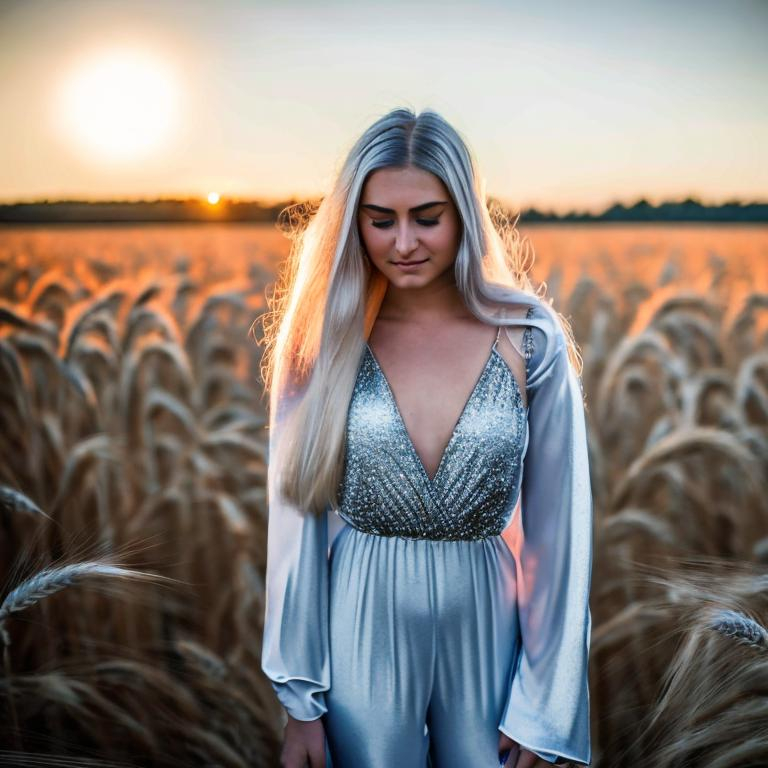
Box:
[498,314,594,766]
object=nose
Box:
[394,221,418,258]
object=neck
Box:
[378,273,469,323]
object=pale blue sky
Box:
[0,0,765,212]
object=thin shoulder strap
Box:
[494,305,535,361]
[492,323,503,350]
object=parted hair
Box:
[257,106,580,517]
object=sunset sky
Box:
[1,0,766,214]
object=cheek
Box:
[360,226,388,258]
[428,225,461,256]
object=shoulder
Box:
[495,293,568,390]
[526,298,566,361]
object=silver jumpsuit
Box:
[261,297,594,767]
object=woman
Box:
[260,107,593,768]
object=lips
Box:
[393,258,428,265]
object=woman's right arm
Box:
[260,379,331,766]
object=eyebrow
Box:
[359,201,448,214]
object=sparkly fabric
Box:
[261,297,594,767]
[335,319,533,540]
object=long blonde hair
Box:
[257,107,581,517]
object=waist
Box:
[334,503,513,541]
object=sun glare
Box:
[207,192,220,205]
[55,48,180,163]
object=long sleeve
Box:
[260,377,331,721]
[498,305,594,765]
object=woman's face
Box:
[357,166,462,290]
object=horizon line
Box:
[1,192,766,214]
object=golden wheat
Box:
[0,224,766,765]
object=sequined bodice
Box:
[336,325,532,540]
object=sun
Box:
[54,48,181,163]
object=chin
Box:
[385,269,433,285]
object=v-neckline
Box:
[364,340,500,487]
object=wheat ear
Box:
[0,562,157,647]
[708,608,768,651]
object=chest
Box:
[336,345,529,539]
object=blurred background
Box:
[1,1,767,766]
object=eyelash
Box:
[371,218,440,229]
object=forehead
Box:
[359,166,449,206]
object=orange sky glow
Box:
[0,0,766,214]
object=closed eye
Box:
[371,218,440,229]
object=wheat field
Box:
[0,222,767,767]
